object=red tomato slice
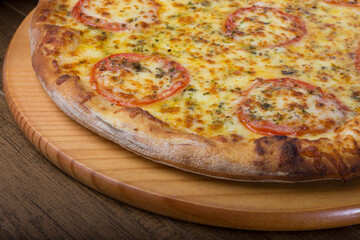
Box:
[237,78,350,137]
[224,6,307,49]
[323,0,360,6]
[72,0,160,31]
[90,53,190,107]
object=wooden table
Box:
[2,0,360,238]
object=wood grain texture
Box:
[5,11,360,231]
[1,79,251,239]
[0,2,29,91]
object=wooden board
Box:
[4,12,360,231]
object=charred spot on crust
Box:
[53,73,94,105]
[254,135,289,155]
[52,60,61,73]
[253,160,265,167]
[272,135,288,141]
[230,134,243,142]
[278,139,303,170]
[37,15,48,22]
[254,136,305,173]
[37,9,51,22]
[211,135,227,143]
[123,107,170,128]
[255,142,266,155]
[56,74,80,85]
[79,92,94,104]
[56,75,71,85]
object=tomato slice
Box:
[237,78,350,137]
[72,0,160,31]
[323,0,360,6]
[224,6,306,49]
[90,53,190,107]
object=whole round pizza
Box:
[30,0,360,182]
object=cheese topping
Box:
[72,0,159,30]
[225,6,306,49]
[324,0,360,6]
[91,53,189,106]
[237,78,349,136]
[44,0,360,140]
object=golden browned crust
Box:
[29,0,360,182]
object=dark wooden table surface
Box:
[1,0,360,239]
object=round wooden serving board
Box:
[4,12,360,231]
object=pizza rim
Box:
[29,0,360,182]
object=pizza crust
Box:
[29,0,360,182]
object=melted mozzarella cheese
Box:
[241,80,347,133]
[50,0,360,140]
[97,57,179,99]
[228,6,303,48]
[80,0,158,29]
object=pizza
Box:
[29,0,360,182]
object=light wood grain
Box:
[4,12,360,231]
